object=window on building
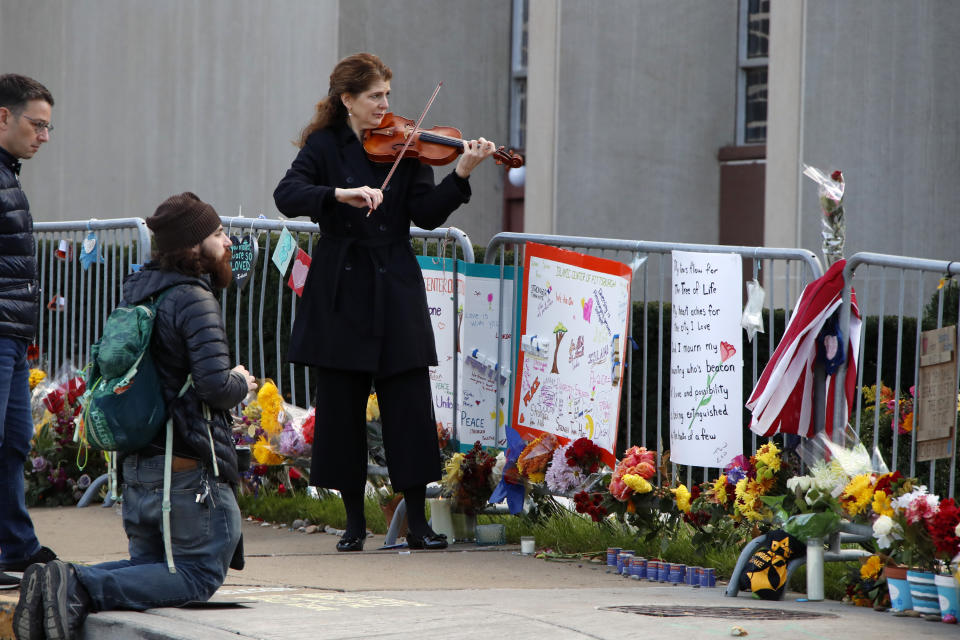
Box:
[510,0,528,151]
[737,0,769,144]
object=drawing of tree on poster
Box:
[551,321,568,374]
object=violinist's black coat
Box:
[274,122,470,376]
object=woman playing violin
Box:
[273,52,497,552]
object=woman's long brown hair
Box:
[296,52,392,148]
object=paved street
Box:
[2,506,957,639]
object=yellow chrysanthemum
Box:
[734,478,765,521]
[527,471,546,483]
[623,474,653,495]
[257,381,284,436]
[841,474,874,516]
[29,368,46,390]
[252,436,283,465]
[672,483,692,513]
[366,393,380,422]
[712,474,729,506]
[754,442,781,480]
[871,489,894,517]
[860,555,883,580]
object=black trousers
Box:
[309,366,441,492]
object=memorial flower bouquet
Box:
[440,441,497,514]
[24,362,105,506]
[234,380,313,495]
[544,437,607,495]
[516,432,558,483]
[843,554,889,608]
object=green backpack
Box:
[82,288,174,452]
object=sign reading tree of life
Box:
[669,251,743,468]
[512,243,632,469]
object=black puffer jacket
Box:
[0,146,40,340]
[121,264,248,483]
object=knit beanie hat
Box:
[146,192,221,253]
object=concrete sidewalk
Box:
[2,506,956,639]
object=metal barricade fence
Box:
[216,216,474,408]
[32,217,472,408]
[484,232,824,487]
[835,252,960,498]
[33,219,151,376]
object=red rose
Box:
[27,344,40,362]
[288,467,303,481]
[830,170,843,182]
[67,377,86,405]
[278,483,287,495]
[43,388,65,415]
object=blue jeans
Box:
[0,335,41,565]
[75,455,241,611]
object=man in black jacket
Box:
[0,74,57,587]
[14,193,257,640]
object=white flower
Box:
[872,515,902,549]
[892,486,931,513]
[787,476,812,493]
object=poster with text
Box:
[669,250,743,467]
[418,257,465,443]
[458,263,517,452]
[512,243,632,468]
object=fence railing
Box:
[835,252,960,497]
[34,218,960,500]
[33,219,150,378]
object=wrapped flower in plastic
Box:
[608,446,655,501]
[516,433,557,483]
[803,164,846,267]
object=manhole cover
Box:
[601,605,835,620]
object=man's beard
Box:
[199,246,233,290]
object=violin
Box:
[363,113,524,168]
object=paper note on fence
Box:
[669,251,743,468]
[458,262,516,451]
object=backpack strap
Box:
[162,375,195,574]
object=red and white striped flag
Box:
[746,260,861,438]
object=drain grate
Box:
[601,605,835,620]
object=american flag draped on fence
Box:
[746,260,861,438]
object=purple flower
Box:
[31,456,48,472]
[77,474,92,490]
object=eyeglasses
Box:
[19,114,54,135]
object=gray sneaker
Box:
[12,563,45,640]
[42,560,91,640]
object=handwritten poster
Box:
[512,243,632,468]
[418,257,465,442]
[457,263,517,451]
[669,251,743,467]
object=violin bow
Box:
[366,81,443,217]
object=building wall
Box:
[0,0,512,246]
[526,0,740,244]
[0,0,338,224]
[767,0,960,263]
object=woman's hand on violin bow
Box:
[454,137,497,179]
[335,185,384,210]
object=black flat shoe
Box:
[406,532,448,550]
[336,535,365,552]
